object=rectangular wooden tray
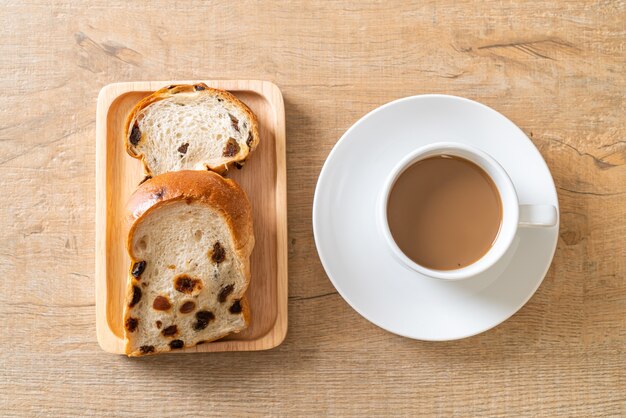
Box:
[95,80,287,354]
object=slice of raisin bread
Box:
[125,83,259,176]
[123,170,254,356]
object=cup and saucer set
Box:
[313,95,559,340]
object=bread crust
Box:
[124,83,260,175]
[124,171,254,355]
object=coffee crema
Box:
[387,155,502,270]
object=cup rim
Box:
[379,141,520,280]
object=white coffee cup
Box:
[379,142,557,280]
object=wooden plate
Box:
[95,80,287,354]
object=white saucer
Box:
[313,95,559,341]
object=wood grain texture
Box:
[0,0,624,416]
[95,80,287,354]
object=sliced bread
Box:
[122,170,254,356]
[125,83,260,176]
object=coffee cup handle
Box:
[519,205,558,227]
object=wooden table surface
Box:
[1,1,624,416]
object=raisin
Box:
[169,339,184,349]
[129,123,142,146]
[178,142,189,154]
[129,286,142,307]
[131,261,146,278]
[246,131,254,148]
[211,242,226,264]
[153,295,171,311]
[193,310,215,331]
[156,320,162,329]
[229,300,242,314]
[196,310,214,321]
[174,274,202,294]
[162,325,178,337]
[138,175,152,185]
[180,300,196,314]
[217,98,223,102]
[152,188,165,199]
[222,138,240,157]
[174,275,202,294]
[228,113,240,132]
[194,84,206,91]
[218,284,234,303]
[125,317,138,332]
[140,345,155,354]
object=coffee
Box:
[387,155,502,270]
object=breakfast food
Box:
[125,83,260,176]
[122,170,254,356]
